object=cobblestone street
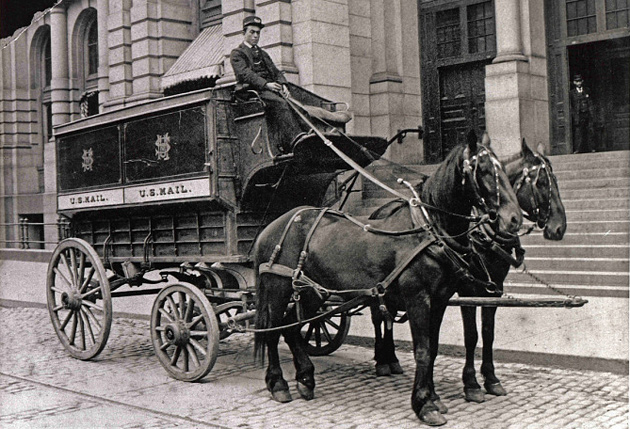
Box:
[0,306,627,428]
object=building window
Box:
[467,1,495,54]
[43,37,52,88]
[606,0,629,29]
[86,20,98,78]
[566,0,597,36]
[200,0,222,28]
[44,102,53,140]
[437,8,461,59]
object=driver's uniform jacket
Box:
[230,43,287,91]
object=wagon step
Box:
[447,296,588,308]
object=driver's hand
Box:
[280,85,290,98]
[265,82,283,92]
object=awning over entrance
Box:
[161,24,224,90]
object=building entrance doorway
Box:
[568,37,629,152]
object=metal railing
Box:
[0,217,70,249]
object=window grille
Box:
[566,0,597,36]
[606,0,629,29]
[437,8,461,59]
[467,1,495,54]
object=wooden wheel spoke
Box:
[188,314,204,330]
[80,267,95,294]
[178,292,186,320]
[69,249,79,287]
[78,311,86,350]
[77,253,86,290]
[303,324,315,342]
[184,296,194,322]
[190,330,208,338]
[189,338,207,357]
[53,304,65,312]
[84,307,102,331]
[314,326,322,347]
[166,296,180,320]
[320,323,333,343]
[53,267,73,289]
[81,285,102,300]
[69,312,78,345]
[183,347,190,372]
[51,286,67,295]
[59,253,75,288]
[80,309,96,344]
[154,325,165,332]
[170,346,182,366]
[82,300,103,312]
[323,317,341,331]
[60,310,73,330]
[186,344,200,368]
[158,308,175,323]
[160,341,171,351]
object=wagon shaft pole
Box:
[447,296,588,308]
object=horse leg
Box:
[260,277,293,403]
[282,297,321,401]
[407,299,447,426]
[384,320,404,375]
[461,306,485,403]
[428,304,448,415]
[481,306,507,396]
[370,304,393,377]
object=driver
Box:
[230,16,307,152]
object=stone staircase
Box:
[351,150,630,299]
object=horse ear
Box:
[536,142,546,155]
[521,138,534,157]
[481,131,491,147]
[466,130,478,151]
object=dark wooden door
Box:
[438,62,488,157]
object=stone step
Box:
[521,244,629,259]
[507,269,629,287]
[554,167,629,181]
[562,198,629,210]
[553,187,630,200]
[558,177,630,190]
[520,256,629,272]
[520,231,629,246]
[500,281,628,298]
[562,220,629,233]
[565,209,629,222]
[548,149,630,165]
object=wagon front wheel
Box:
[46,238,112,360]
[151,283,219,381]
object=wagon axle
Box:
[61,291,83,311]
[163,321,191,347]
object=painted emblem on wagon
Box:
[82,148,94,172]
[155,133,171,161]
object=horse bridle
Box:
[512,153,557,229]
[462,145,504,226]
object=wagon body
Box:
[47,83,390,378]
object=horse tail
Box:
[254,261,268,366]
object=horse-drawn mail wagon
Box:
[47,83,393,381]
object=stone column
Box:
[254,0,297,80]
[219,0,255,84]
[105,0,133,108]
[484,0,549,158]
[50,5,71,127]
[97,0,110,109]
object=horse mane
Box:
[421,144,466,215]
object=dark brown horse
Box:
[252,132,522,426]
[368,139,567,406]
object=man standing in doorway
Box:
[569,74,594,153]
[230,16,306,152]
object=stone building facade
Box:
[1,0,628,248]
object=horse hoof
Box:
[389,362,404,374]
[485,382,507,396]
[433,399,448,414]
[297,382,315,400]
[419,410,447,426]
[464,388,485,403]
[376,364,391,376]
[271,390,293,403]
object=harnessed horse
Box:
[368,138,567,407]
[252,131,522,426]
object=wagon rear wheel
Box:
[150,283,219,382]
[301,305,351,356]
[46,238,112,360]
[214,302,246,340]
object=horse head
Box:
[504,139,567,240]
[460,131,523,238]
